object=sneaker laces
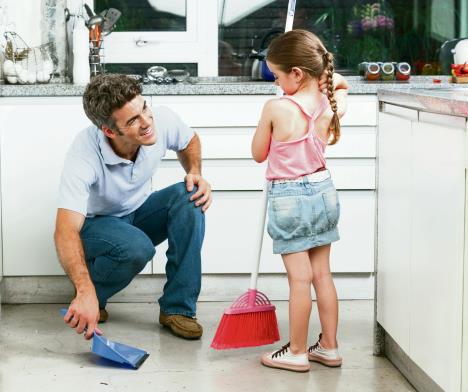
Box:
[272,342,291,358]
[308,333,323,353]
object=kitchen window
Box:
[92,0,218,75]
[219,0,468,76]
[92,0,467,77]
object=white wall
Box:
[2,0,42,46]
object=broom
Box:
[210,0,297,350]
[210,182,280,349]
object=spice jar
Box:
[380,62,395,80]
[396,62,411,81]
[364,62,380,81]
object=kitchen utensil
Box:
[452,39,468,65]
[250,27,283,80]
[84,3,104,29]
[167,69,190,82]
[146,65,167,81]
[89,24,101,46]
[261,60,275,81]
[100,8,121,35]
[84,3,94,18]
[440,38,465,74]
[59,308,149,369]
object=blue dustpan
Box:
[60,308,149,369]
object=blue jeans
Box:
[80,182,205,317]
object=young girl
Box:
[251,29,348,372]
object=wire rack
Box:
[2,31,57,84]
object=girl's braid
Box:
[323,51,340,145]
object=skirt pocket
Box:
[322,190,340,229]
[267,196,301,241]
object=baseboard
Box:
[384,330,444,392]
[0,273,374,303]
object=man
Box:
[54,74,211,340]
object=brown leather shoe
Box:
[159,311,203,339]
[99,308,109,323]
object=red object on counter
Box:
[451,62,468,76]
[432,78,442,83]
[395,62,411,81]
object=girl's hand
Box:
[318,72,329,95]
[318,73,349,95]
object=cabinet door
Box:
[0,97,153,276]
[376,108,416,354]
[260,191,375,273]
[153,190,375,274]
[0,98,89,275]
[153,191,263,273]
[409,113,465,392]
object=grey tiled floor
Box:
[0,301,415,392]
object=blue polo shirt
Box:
[58,106,194,218]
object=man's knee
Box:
[122,237,155,272]
[172,182,203,216]
[172,181,196,200]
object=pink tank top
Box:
[265,95,329,180]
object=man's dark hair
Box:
[83,74,142,130]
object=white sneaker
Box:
[308,334,342,367]
[261,342,310,372]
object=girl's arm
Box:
[319,72,349,118]
[332,73,349,118]
[251,100,275,163]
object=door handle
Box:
[135,38,159,47]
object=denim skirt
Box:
[267,173,340,254]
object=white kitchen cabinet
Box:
[153,190,375,274]
[0,97,153,276]
[377,102,467,392]
[0,94,377,287]
[410,113,465,392]
[376,106,416,354]
[152,94,378,275]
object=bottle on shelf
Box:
[72,16,90,85]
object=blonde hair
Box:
[266,29,340,145]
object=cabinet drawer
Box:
[163,126,376,160]
[152,95,269,127]
[152,95,377,128]
[153,159,375,191]
[153,190,375,273]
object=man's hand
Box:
[64,287,102,340]
[185,173,212,212]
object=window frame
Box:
[90,0,218,76]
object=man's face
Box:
[109,95,157,147]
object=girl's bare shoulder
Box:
[314,107,334,138]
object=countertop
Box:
[378,86,468,117]
[0,75,455,97]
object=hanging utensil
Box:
[101,8,121,35]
